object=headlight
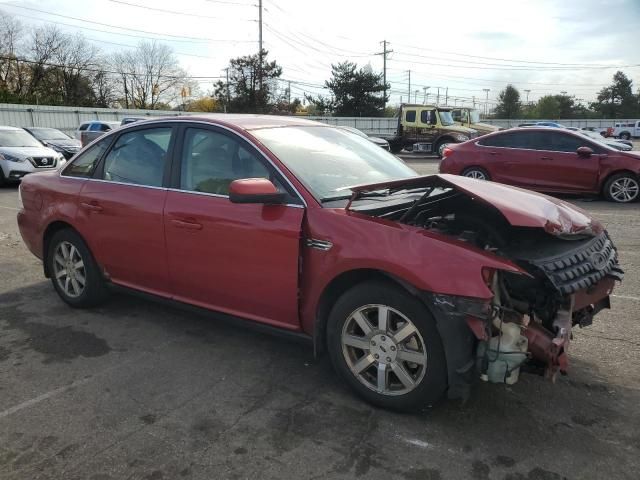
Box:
[0,153,27,163]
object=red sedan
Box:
[17,116,623,410]
[439,127,640,203]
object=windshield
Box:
[438,111,455,126]
[0,130,43,148]
[469,110,481,123]
[252,126,417,201]
[30,128,69,141]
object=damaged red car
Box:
[17,116,623,411]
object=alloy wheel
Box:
[610,177,639,203]
[53,241,86,298]
[464,169,487,180]
[341,304,428,396]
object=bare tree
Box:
[27,25,65,97]
[0,11,25,96]
[53,33,100,105]
[111,41,187,109]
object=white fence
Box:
[482,118,638,129]
[0,103,634,136]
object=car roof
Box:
[0,125,23,131]
[133,114,326,131]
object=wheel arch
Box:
[42,221,80,278]
[312,268,422,356]
[600,169,639,194]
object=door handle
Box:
[541,156,553,160]
[488,151,499,156]
[80,202,103,213]
[171,219,203,231]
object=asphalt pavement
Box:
[0,163,639,480]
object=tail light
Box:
[442,147,454,158]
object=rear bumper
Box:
[17,209,43,260]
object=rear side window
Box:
[98,123,112,132]
[78,123,89,131]
[101,128,171,187]
[63,137,111,178]
[405,110,416,123]
[420,110,435,124]
[480,131,539,149]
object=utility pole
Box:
[225,68,230,113]
[288,80,291,105]
[473,96,476,108]
[524,89,531,104]
[407,70,411,104]
[422,86,429,104]
[436,87,440,105]
[258,0,263,90]
[445,87,448,105]
[483,88,490,116]
[375,40,393,110]
[415,90,419,103]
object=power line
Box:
[392,42,637,68]
[2,4,255,42]
[107,0,255,20]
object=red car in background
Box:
[439,127,640,203]
[17,116,623,411]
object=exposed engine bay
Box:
[351,183,624,386]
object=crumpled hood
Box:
[347,174,602,237]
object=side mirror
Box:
[576,146,593,158]
[229,178,287,204]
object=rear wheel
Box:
[47,229,110,307]
[603,173,639,203]
[0,168,6,187]
[461,167,490,181]
[327,281,447,411]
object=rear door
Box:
[163,124,305,329]
[75,124,175,296]
[477,131,537,187]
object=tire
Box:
[620,132,631,141]
[461,167,491,181]
[390,143,403,154]
[0,168,6,187]
[326,281,447,411]
[603,172,640,203]
[434,140,450,158]
[46,229,110,308]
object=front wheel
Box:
[434,140,450,158]
[603,173,639,203]
[327,281,447,411]
[47,229,110,307]
[619,132,631,140]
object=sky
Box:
[1,0,639,109]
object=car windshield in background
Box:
[252,126,417,201]
[30,128,69,140]
[469,110,481,123]
[438,111,455,126]
[0,130,43,147]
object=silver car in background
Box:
[0,126,65,185]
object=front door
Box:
[164,125,305,329]
[75,125,174,296]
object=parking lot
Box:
[1,160,639,480]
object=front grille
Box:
[533,233,623,295]
[30,156,56,168]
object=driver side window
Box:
[179,128,289,198]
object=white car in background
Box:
[576,128,634,151]
[0,126,65,185]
